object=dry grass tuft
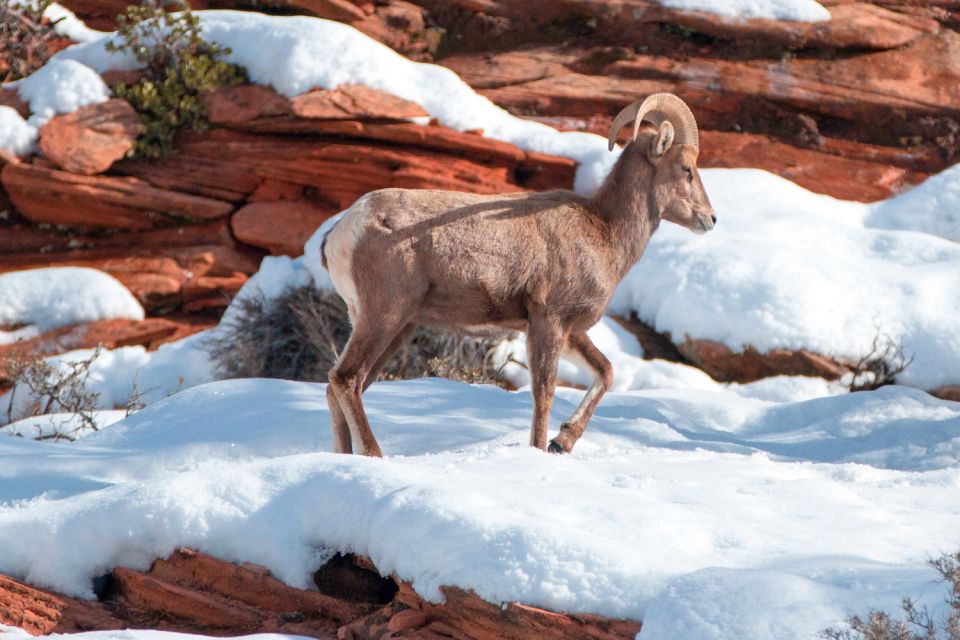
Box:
[208,286,508,386]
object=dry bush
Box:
[0,0,60,83]
[847,331,914,392]
[1,347,101,441]
[822,552,960,640]
[208,286,508,386]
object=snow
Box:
[0,630,313,640]
[0,377,957,639]
[609,169,960,390]
[0,107,37,157]
[44,2,109,44]
[14,57,110,127]
[1,334,215,425]
[52,10,617,195]
[0,268,144,345]
[0,410,127,441]
[657,0,831,22]
[868,163,960,242]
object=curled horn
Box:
[607,93,699,151]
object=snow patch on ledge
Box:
[658,0,831,22]
[0,268,144,345]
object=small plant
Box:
[846,331,914,392]
[207,286,506,386]
[107,0,247,158]
[0,0,60,83]
[822,551,960,640]
[2,347,102,441]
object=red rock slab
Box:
[1,163,235,230]
[930,386,960,402]
[0,573,122,635]
[201,84,292,126]
[653,2,940,50]
[387,581,641,640]
[119,129,524,213]
[698,131,925,202]
[678,338,850,383]
[0,87,29,118]
[232,200,338,256]
[434,0,938,51]
[110,548,370,637]
[38,99,144,176]
[0,319,191,373]
[290,84,429,120]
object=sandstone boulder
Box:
[290,84,429,120]
[2,163,234,230]
[38,99,144,175]
[232,200,337,256]
[0,87,29,118]
[201,84,292,126]
[678,338,850,383]
[0,573,122,635]
[0,318,192,366]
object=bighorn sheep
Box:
[322,93,715,456]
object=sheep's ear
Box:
[650,120,675,158]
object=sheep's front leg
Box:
[526,314,565,450]
[548,331,612,454]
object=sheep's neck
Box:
[589,143,660,278]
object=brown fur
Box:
[323,130,715,456]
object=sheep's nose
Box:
[711,214,717,225]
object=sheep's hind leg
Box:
[327,385,352,454]
[328,317,410,457]
[548,331,612,454]
[526,314,565,450]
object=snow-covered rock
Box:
[0,268,144,345]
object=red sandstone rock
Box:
[1,163,234,230]
[655,1,940,50]
[0,87,29,118]
[678,338,850,383]
[201,84,292,126]
[290,84,429,120]
[0,574,122,635]
[232,200,337,256]
[2,549,642,640]
[38,100,144,175]
[114,129,543,216]
[697,131,924,202]
[0,319,195,366]
[930,386,960,402]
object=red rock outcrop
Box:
[0,318,205,367]
[0,87,29,118]
[289,84,430,120]
[0,548,643,639]
[0,574,122,635]
[38,100,144,175]
[232,200,337,256]
[678,340,850,383]
[1,163,235,230]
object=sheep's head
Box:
[608,93,716,234]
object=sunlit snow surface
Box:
[1,377,958,640]
[0,268,144,345]
[660,0,830,20]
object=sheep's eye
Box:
[682,166,693,181]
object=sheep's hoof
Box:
[547,440,566,454]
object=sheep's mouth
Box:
[696,216,715,233]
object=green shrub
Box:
[107,0,247,158]
[0,0,59,83]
